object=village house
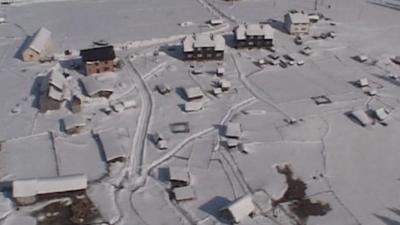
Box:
[97,129,126,163]
[62,114,86,134]
[22,27,54,62]
[183,86,204,101]
[80,72,116,98]
[182,33,225,60]
[219,195,256,224]
[168,167,191,187]
[80,46,116,75]
[284,11,310,35]
[38,67,67,113]
[12,174,87,205]
[172,186,196,202]
[234,24,274,48]
[225,122,241,139]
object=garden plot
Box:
[0,132,57,181]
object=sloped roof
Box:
[13,174,87,198]
[80,46,116,62]
[169,167,190,183]
[225,122,241,139]
[235,24,274,40]
[28,27,52,54]
[63,114,86,131]
[48,86,63,101]
[97,129,125,162]
[183,33,225,52]
[183,86,204,100]
[222,195,255,224]
[47,68,65,90]
[287,12,310,24]
[80,72,116,97]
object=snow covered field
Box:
[0,0,400,224]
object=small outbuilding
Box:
[80,72,116,98]
[219,195,256,224]
[22,27,53,62]
[234,24,274,48]
[80,46,116,75]
[183,86,204,101]
[13,174,87,205]
[225,122,241,139]
[173,186,196,201]
[38,67,67,113]
[350,109,372,127]
[184,101,204,112]
[284,11,310,35]
[62,114,86,134]
[183,33,225,60]
[97,129,126,163]
[168,167,190,187]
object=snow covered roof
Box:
[28,27,52,54]
[48,86,63,101]
[169,167,190,183]
[80,73,116,97]
[221,195,256,224]
[63,114,86,131]
[351,109,372,126]
[185,101,203,112]
[183,33,225,52]
[375,108,389,121]
[183,86,204,100]
[97,129,125,162]
[225,122,241,139]
[173,186,196,201]
[235,24,274,40]
[13,174,87,198]
[286,12,310,24]
[47,68,65,90]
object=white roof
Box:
[235,24,274,40]
[48,86,63,101]
[225,122,241,138]
[28,27,52,53]
[227,138,239,148]
[97,129,125,162]
[80,73,115,97]
[219,79,231,89]
[184,86,204,100]
[185,101,204,112]
[183,33,225,52]
[375,108,389,121]
[47,68,65,90]
[13,174,87,198]
[359,78,369,87]
[173,186,196,201]
[287,12,310,24]
[63,114,86,131]
[169,167,190,183]
[351,109,372,126]
[222,195,255,223]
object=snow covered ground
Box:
[0,0,400,224]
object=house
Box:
[183,86,204,101]
[13,174,87,205]
[22,27,53,62]
[38,67,67,113]
[97,129,126,163]
[71,95,83,113]
[80,72,116,98]
[350,109,372,127]
[216,67,225,76]
[80,46,116,75]
[62,114,86,134]
[184,101,204,112]
[219,195,256,224]
[225,122,241,139]
[284,11,310,34]
[182,33,225,60]
[234,24,274,48]
[168,167,190,187]
[173,186,196,201]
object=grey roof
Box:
[225,122,241,139]
[169,167,190,183]
[13,174,87,198]
[221,195,255,224]
[48,86,63,101]
[63,114,86,131]
[47,68,65,90]
[235,24,274,41]
[183,33,225,52]
[173,186,195,201]
[80,72,116,97]
[184,86,204,100]
[28,27,52,54]
[286,12,310,24]
[97,129,125,162]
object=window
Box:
[206,53,212,58]
[301,27,307,31]
[248,41,254,45]
[197,53,203,58]
[104,67,110,71]
[96,69,100,73]
[95,62,99,66]
[187,54,193,58]
[216,53,222,57]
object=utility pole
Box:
[314,0,318,11]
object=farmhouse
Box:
[183,33,225,60]
[97,129,126,163]
[234,24,274,48]
[38,67,67,113]
[12,174,87,205]
[22,27,53,62]
[219,195,256,224]
[284,11,310,34]
[80,72,116,98]
[80,46,116,75]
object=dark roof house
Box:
[80,46,116,62]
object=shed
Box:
[216,67,225,76]
[62,114,86,134]
[183,86,204,101]
[173,186,196,201]
[225,122,241,139]
[97,129,126,162]
[350,109,372,126]
[22,27,53,62]
[184,101,204,112]
[218,79,231,91]
[13,174,87,205]
[219,195,256,224]
[358,78,369,87]
[375,108,389,121]
[169,167,190,187]
[80,72,116,98]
